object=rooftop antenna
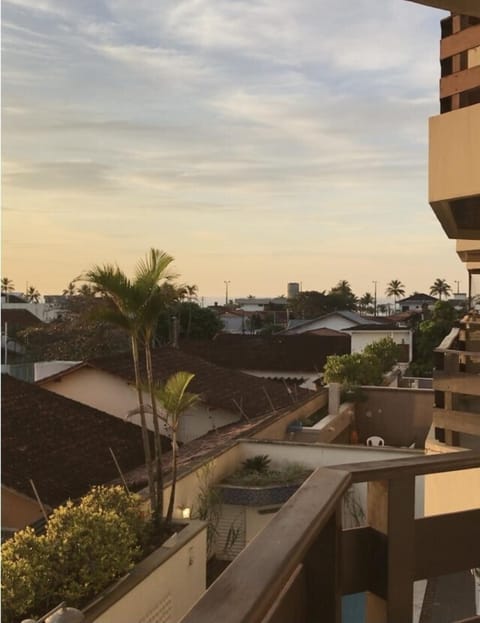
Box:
[109,447,131,494]
[29,479,49,523]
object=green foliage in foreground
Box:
[1,486,146,623]
[323,337,400,387]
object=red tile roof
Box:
[85,347,310,419]
[180,333,350,372]
[2,374,156,507]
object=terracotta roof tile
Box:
[180,333,350,372]
[2,374,155,507]
[86,347,310,419]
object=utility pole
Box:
[372,280,378,317]
[224,280,230,306]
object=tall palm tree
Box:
[154,371,199,525]
[135,249,176,522]
[2,277,15,303]
[84,249,175,522]
[385,279,405,311]
[25,285,41,303]
[430,278,452,300]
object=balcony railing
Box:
[180,451,480,623]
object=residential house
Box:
[345,323,413,362]
[38,347,312,443]
[1,374,155,533]
[398,293,437,313]
[282,310,375,334]
[1,293,63,323]
[1,308,43,366]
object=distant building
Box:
[397,293,437,313]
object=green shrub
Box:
[323,353,383,386]
[1,486,146,623]
[363,337,400,372]
[1,528,51,622]
[241,455,271,473]
[224,462,311,487]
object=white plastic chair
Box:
[366,435,385,447]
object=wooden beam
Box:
[304,508,342,623]
[334,451,480,483]
[433,407,480,436]
[386,477,416,622]
[434,371,480,396]
[414,509,480,579]
[341,527,387,597]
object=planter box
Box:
[217,482,303,507]
[83,520,207,623]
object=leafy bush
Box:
[363,337,400,372]
[323,353,383,386]
[1,486,146,623]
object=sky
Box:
[2,0,467,302]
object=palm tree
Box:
[63,281,77,297]
[25,285,41,303]
[84,249,175,523]
[430,278,452,300]
[359,292,374,314]
[385,279,405,311]
[182,284,198,338]
[154,371,199,525]
[1,277,15,302]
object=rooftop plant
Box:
[223,457,312,488]
[1,486,146,623]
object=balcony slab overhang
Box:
[429,104,480,239]
[457,240,480,262]
[406,0,480,17]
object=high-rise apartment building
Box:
[409,0,480,449]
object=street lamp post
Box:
[454,280,460,294]
[224,280,230,306]
[372,280,378,317]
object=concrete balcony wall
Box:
[429,104,480,238]
[457,239,480,262]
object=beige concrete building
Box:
[411,4,480,449]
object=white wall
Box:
[1,301,61,322]
[34,361,80,381]
[41,367,240,443]
[349,330,412,360]
[86,522,207,623]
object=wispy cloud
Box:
[3,0,459,296]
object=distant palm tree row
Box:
[356,278,455,314]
